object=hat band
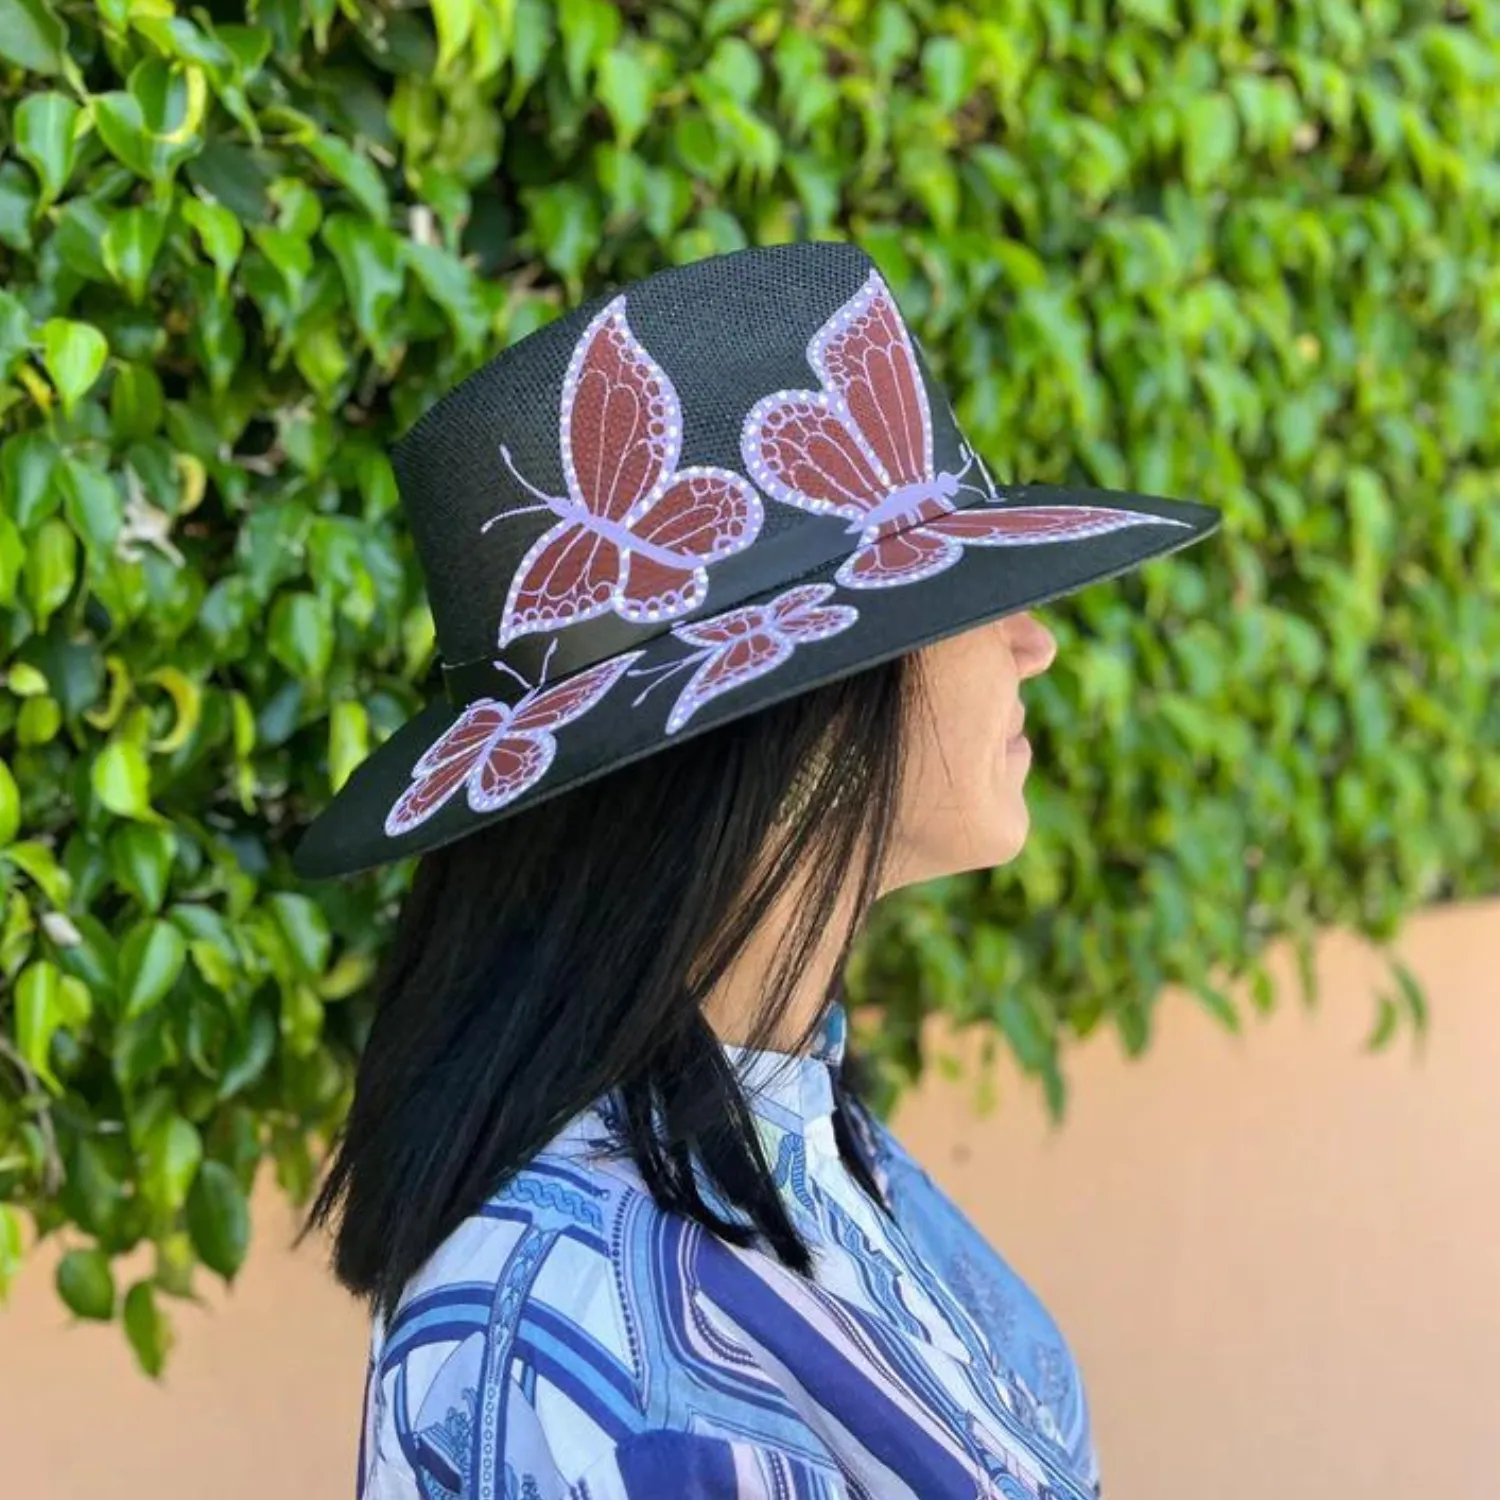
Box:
[437,511,874,707]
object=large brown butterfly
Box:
[741,270,1181,590]
[487,296,763,647]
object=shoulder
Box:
[859,1109,1100,1490]
[359,1141,840,1498]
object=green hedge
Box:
[1,0,1497,1372]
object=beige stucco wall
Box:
[2,895,1497,1498]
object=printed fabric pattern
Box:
[355,1002,1100,1500]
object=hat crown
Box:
[390,241,967,691]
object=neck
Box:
[701,866,866,1055]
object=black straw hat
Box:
[293,241,1220,879]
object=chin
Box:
[990,806,1031,867]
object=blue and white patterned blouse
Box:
[357,1001,1099,1499]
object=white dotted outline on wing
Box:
[497,517,619,648]
[558,296,684,530]
[809,267,935,486]
[834,526,964,590]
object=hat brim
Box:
[291,483,1220,879]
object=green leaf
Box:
[0,1205,23,1302]
[524,182,601,292]
[139,1114,202,1213]
[268,891,331,977]
[13,90,81,203]
[704,0,773,38]
[56,1247,115,1321]
[1389,957,1428,1037]
[109,364,165,441]
[328,699,370,792]
[1191,980,1240,1032]
[91,59,205,182]
[123,1280,173,1377]
[598,48,654,149]
[304,133,389,224]
[1365,994,1400,1053]
[0,0,67,75]
[0,758,19,846]
[431,0,476,73]
[39,318,108,417]
[119,919,188,1019]
[180,195,245,292]
[16,959,65,1091]
[558,0,620,97]
[108,824,176,911]
[321,213,405,362]
[217,1007,276,1099]
[50,197,111,282]
[102,204,170,304]
[0,163,37,252]
[267,590,334,683]
[24,516,76,628]
[1,429,61,531]
[60,457,123,556]
[92,90,152,177]
[402,241,486,352]
[921,36,973,113]
[92,739,154,822]
[17,695,60,746]
[1183,93,1240,189]
[4,838,73,909]
[185,1161,250,1280]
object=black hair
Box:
[305,651,924,1325]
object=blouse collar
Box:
[568,1001,849,1167]
[718,999,846,1135]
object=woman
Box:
[296,241,1219,1499]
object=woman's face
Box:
[883,609,1058,892]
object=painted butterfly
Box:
[628,584,859,735]
[384,651,645,837]
[485,296,764,648]
[741,270,1181,590]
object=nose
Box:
[1005,611,1057,679]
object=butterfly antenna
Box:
[479,445,565,533]
[539,637,559,685]
[625,655,697,708]
[490,658,534,693]
[502,443,562,504]
[480,502,554,534]
[953,445,1002,504]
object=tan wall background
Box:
[2,895,1497,1498]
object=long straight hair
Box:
[306,650,926,1325]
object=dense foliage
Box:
[0,0,1495,1372]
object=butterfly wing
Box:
[922,505,1173,546]
[563,296,682,525]
[466,734,555,814]
[741,390,889,525]
[385,701,509,837]
[768,583,861,643]
[617,467,764,623]
[499,518,621,647]
[464,653,647,815]
[809,269,933,489]
[508,652,647,734]
[665,630,792,735]
[671,602,767,651]
[835,527,963,590]
[500,300,684,646]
